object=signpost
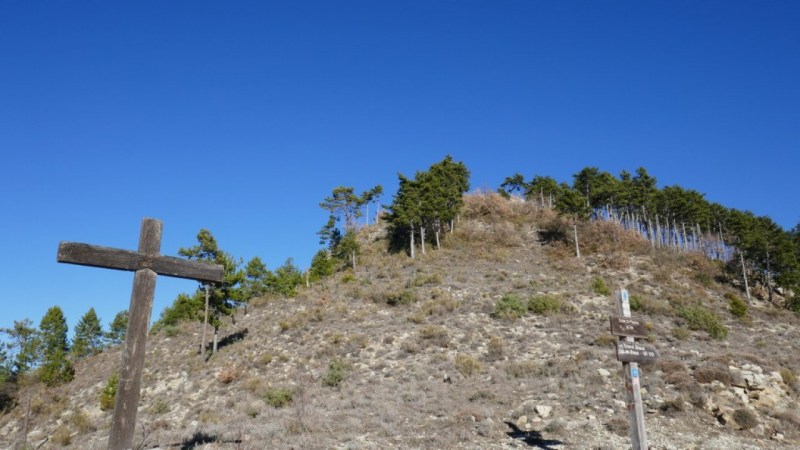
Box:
[57,218,223,450]
[611,289,654,450]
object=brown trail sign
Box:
[57,218,223,450]
[612,289,659,450]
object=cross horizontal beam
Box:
[57,242,224,283]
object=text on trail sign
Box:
[616,341,659,364]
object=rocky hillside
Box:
[2,193,799,449]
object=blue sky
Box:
[1,1,798,335]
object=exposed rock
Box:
[534,405,552,418]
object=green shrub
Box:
[341,272,356,284]
[733,408,758,429]
[591,277,611,296]
[692,272,713,287]
[528,295,562,315]
[680,306,728,340]
[264,388,294,408]
[726,293,748,318]
[672,327,690,340]
[629,295,643,312]
[788,296,800,313]
[386,289,418,306]
[322,359,346,387]
[99,373,118,411]
[492,294,527,320]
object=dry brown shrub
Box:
[505,360,540,378]
[217,362,239,384]
[486,336,505,362]
[582,221,651,257]
[462,193,517,221]
[772,409,800,427]
[656,359,689,385]
[52,425,72,446]
[455,353,482,377]
[418,325,449,348]
[694,366,732,385]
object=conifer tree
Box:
[266,258,304,297]
[72,307,104,358]
[106,310,128,345]
[555,186,591,258]
[241,256,269,300]
[1,319,39,377]
[528,176,561,207]
[498,173,526,198]
[38,306,74,386]
[309,249,335,282]
[178,229,245,324]
[319,185,382,268]
[386,174,423,258]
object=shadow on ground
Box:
[505,421,564,449]
[170,431,243,449]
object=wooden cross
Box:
[57,218,223,450]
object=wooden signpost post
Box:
[57,218,223,450]
[611,289,658,450]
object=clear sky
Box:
[1,1,798,336]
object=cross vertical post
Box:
[57,218,223,450]
[108,219,159,450]
[616,289,648,449]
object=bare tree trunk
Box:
[766,247,773,303]
[435,228,441,249]
[681,222,688,251]
[409,223,415,259]
[213,326,218,354]
[740,252,751,301]
[573,220,581,258]
[351,250,356,270]
[201,284,209,355]
[305,270,310,288]
[420,225,426,255]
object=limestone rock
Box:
[535,405,553,418]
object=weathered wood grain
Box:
[609,317,649,339]
[57,242,223,282]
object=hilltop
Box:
[1,193,799,449]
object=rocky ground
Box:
[2,195,799,449]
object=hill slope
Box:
[2,194,799,449]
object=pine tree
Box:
[498,173,526,198]
[309,249,335,282]
[241,256,269,300]
[266,258,304,297]
[72,308,104,358]
[555,186,591,258]
[319,185,382,268]
[385,174,423,258]
[1,319,40,377]
[38,306,74,386]
[178,229,245,325]
[106,310,129,345]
